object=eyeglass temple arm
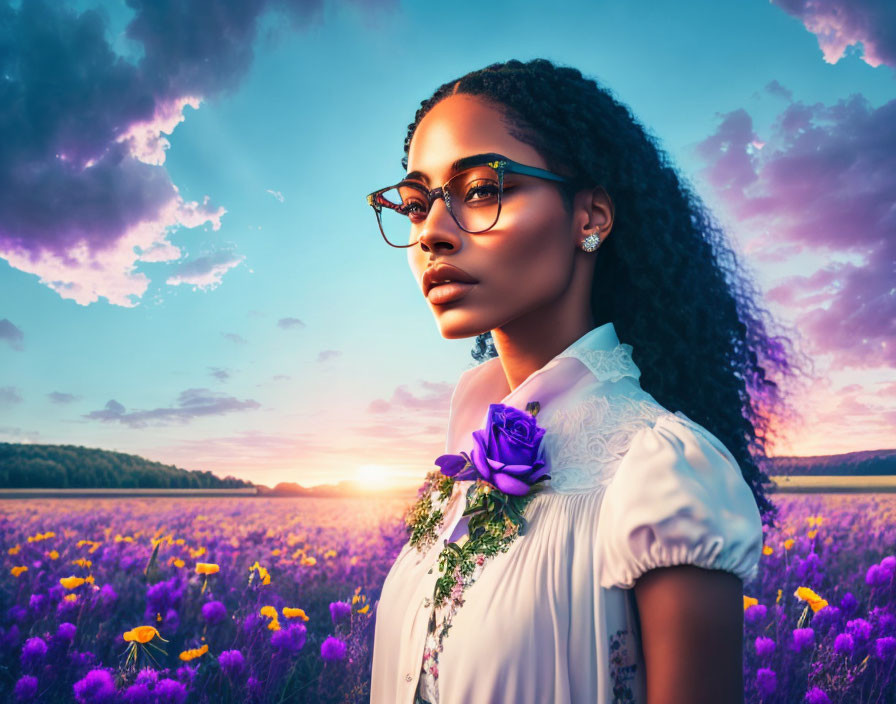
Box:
[500,160,570,183]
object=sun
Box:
[355,464,392,488]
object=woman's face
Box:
[405,93,595,340]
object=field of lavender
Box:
[1,493,895,704]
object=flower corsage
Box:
[405,400,550,611]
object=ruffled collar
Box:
[445,322,642,455]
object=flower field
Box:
[1,493,895,703]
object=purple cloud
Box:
[0,386,24,404]
[222,332,247,344]
[0,319,24,351]
[84,388,261,428]
[166,250,246,291]
[771,0,896,71]
[277,317,306,329]
[0,0,385,307]
[48,391,80,404]
[693,92,895,368]
[367,380,453,414]
[317,350,340,362]
[209,367,230,381]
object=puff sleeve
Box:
[596,411,763,590]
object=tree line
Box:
[0,443,253,489]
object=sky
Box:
[1,0,894,490]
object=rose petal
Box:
[434,454,467,477]
[492,473,531,496]
[500,464,536,475]
[486,456,505,471]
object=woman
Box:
[367,58,807,704]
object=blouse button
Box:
[405,673,413,682]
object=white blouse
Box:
[369,321,764,704]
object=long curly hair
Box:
[401,58,814,527]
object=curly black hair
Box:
[401,58,815,528]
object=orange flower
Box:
[123,626,164,644]
[282,607,309,621]
[195,562,219,575]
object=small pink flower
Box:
[475,554,485,565]
[431,664,439,678]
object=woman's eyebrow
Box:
[403,152,503,184]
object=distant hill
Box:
[766,448,896,476]
[0,443,252,489]
[256,480,418,498]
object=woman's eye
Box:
[465,183,499,201]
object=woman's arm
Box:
[633,564,746,704]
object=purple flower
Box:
[790,627,815,653]
[218,649,245,678]
[135,668,158,687]
[436,402,550,496]
[122,684,152,704]
[754,636,775,657]
[20,637,47,670]
[201,600,227,625]
[847,618,872,641]
[175,665,197,686]
[153,678,187,704]
[756,668,776,697]
[247,676,262,697]
[744,604,767,624]
[8,605,28,623]
[866,564,889,586]
[28,594,47,615]
[56,622,77,643]
[839,592,858,615]
[834,633,855,654]
[73,668,116,704]
[98,584,118,606]
[270,623,307,654]
[14,675,38,701]
[320,635,347,661]
[329,601,352,624]
[874,636,896,660]
[804,686,830,704]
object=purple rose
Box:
[435,402,550,496]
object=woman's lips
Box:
[426,281,476,305]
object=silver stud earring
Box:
[581,227,602,252]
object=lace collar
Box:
[445,322,643,457]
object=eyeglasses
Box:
[365,152,572,248]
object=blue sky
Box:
[1,0,893,488]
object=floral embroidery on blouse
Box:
[416,549,490,703]
[609,628,638,703]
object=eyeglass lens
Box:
[374,164,501,247]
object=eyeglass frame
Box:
[365,152,573,248]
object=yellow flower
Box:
[71,558,92,568]
[123,626,163,644]
[807,529,818,539]
[173,558,185,568]
[357,603,370,614]
[783,538,795,551]
[195,562,219,575]
[267,618,281,631]
[8,545,21,555]
[776,588,783,604]
[64,594,78,602]
[762,545,773,556]
[11,565,28,577]
[300,555,317,567]
[743,596,759,611]
[324,549,337,559]
[249,561,271,585]
[44,547,58,558]
[190,546,206,559]
[282,607,309,621]
[60,576,86,590]
[179,644,209,661]
[271,548,282,556]
[794,586,828,612]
